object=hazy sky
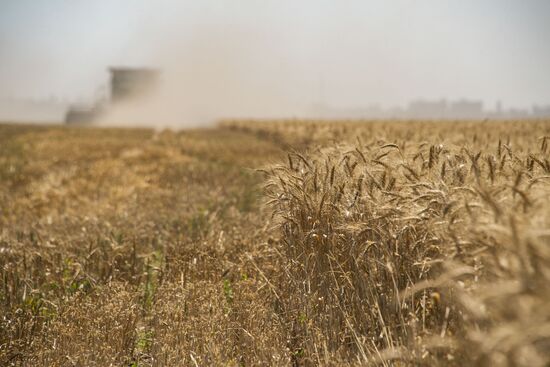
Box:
[1,0,549,117]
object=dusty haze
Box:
[1,1,550,125]
[100,23,303,127]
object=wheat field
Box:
[1,120,549,366]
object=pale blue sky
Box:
[1,0,549,111]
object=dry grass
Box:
[1,120,549,366]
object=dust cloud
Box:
[3,2,550,126]
[97,23,307,128]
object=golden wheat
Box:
[1,120,549,366]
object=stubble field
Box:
[1,120,549,366]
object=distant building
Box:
[409,99,447,119]
[449,99,483,119]
[506,108,530,119]
[308,98,550,120]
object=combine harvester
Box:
[65,67,159,124]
